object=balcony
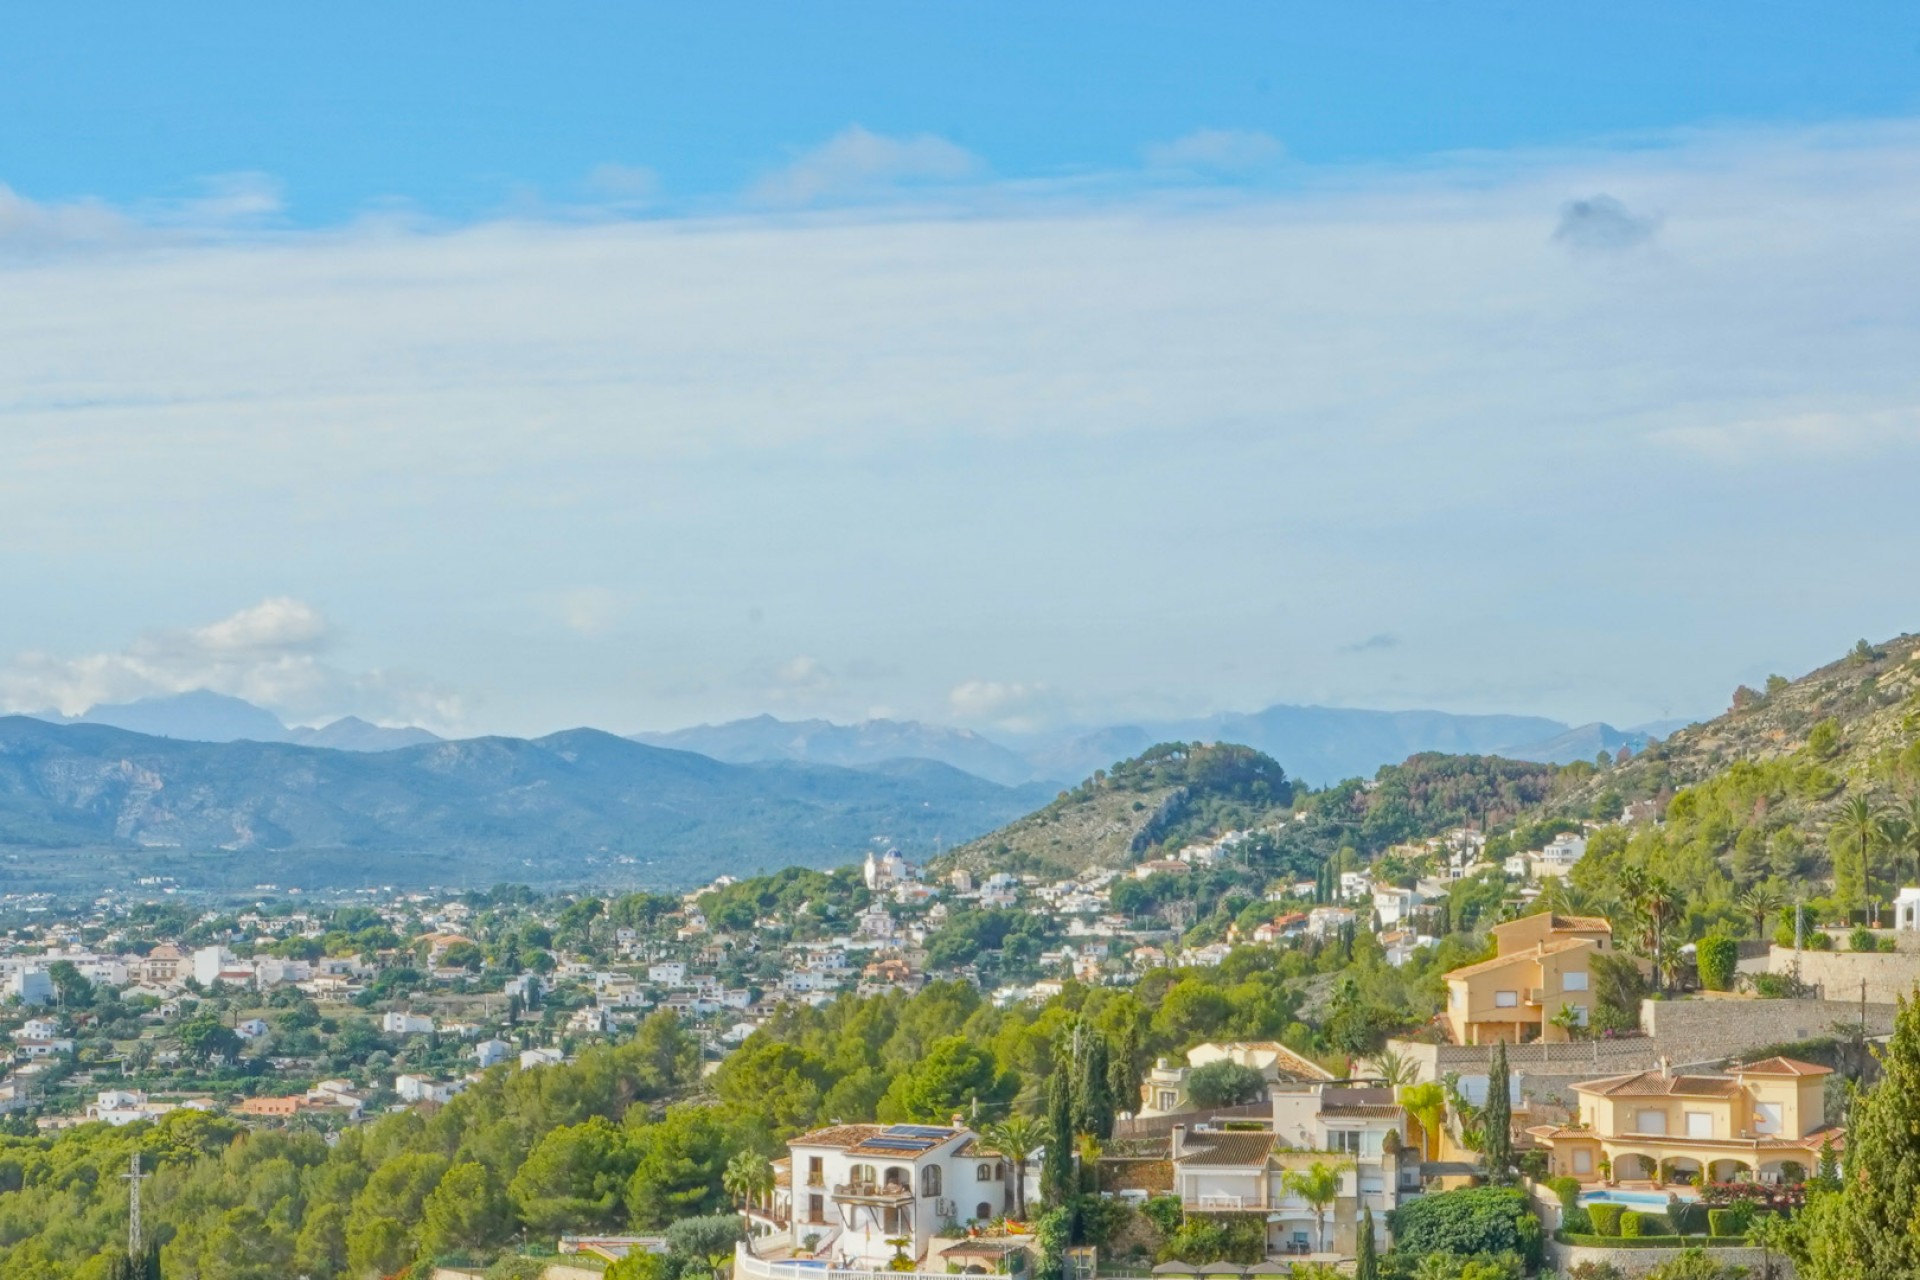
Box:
[834,1182,915,1205]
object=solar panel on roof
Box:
[862,1137,934,1151]
[886,1125,951,1137]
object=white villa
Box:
[758,1123,1041,1268]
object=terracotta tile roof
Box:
[1734,1056,1832,1078]
[1571,1070,1741,1098]
[1445,936,1595,979]
[1176,1132,1280,1167]
[1547,915,1612,932]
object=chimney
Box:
[1657,1055,1671,1079]
[1171,1124,1187,1158]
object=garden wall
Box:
[1547,1239,1794,1278]
[1768,947,1920,1006]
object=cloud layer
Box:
[4,120,1920,732]
[0,599,463,728]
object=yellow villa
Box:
[1527,1057,1841,1186]
[1442,912,1615,1045]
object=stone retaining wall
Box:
[1547,1239,1793,1278]
[1768,946,1920,1006]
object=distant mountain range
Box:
[638,706,1695,787]
[0,716,1052,891]
[26,691,440,752]
[26,690,1695,788]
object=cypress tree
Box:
[1482,1039,1513,1184]
[1354,1206,1378,1280]
[1075,1035,1115,1140]
[1106,1027,1141,1121]
[1802,994,1920,1279]
[1043,1069,1075,1206]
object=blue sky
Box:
[2,7,1919,740]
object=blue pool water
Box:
[1579,1190,1685,1210]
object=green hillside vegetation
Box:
[945,742,1295,875]
[0,932,1486,1280]
[1553,634,1920,939]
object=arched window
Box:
[976,1163,994,1182]
[976,1202,994,1222]
[849,1163,877,1188]
[884,1165,911,1191]
[921,1164,942,1196]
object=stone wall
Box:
[1768,946,1920,1005]
[1546,1239,1794,1278]
[1639,994,1896,1056]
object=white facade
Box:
[383,1011,436,1036]
[474,1038,513,1068]
[776,1124,1037,1267]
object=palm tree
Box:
[1282,1162,1343,1254]
[1737,884,1785,942]
[1884,791,1920,887]
[980,1115,1041,1220]
[724,1149,775,1214]
[1398,1082,1446,1161]
[1369,1048,1416,1089]
[1833,792,1887,924]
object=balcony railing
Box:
[834,1182,915,1204]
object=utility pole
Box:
[123,1152,145,1256]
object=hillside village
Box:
[6,638,1920,1277]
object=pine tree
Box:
[1074,1035,1115,1140]
[1354,1206,1378,1280]
[1043,1070,1075,1207]
[1482,1040,1512,1184]
[1801,995,1920,1277]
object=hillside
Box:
[1558,633,1920,813]
[29,691,443,752]
[1534,633,1920,921]
[0,718,1053,891]
[945,741,1294,874]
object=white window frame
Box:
[1562,971,1589,991]
[1685,1111,1714,1139]
[1494,990,1519,1008]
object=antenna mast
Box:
[123,1152,145,1255]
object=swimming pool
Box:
[1579,1189,1687,1210]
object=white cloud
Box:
[553,586,626,637]
[5,119,1920,729]
[751,125,983,205]
[0,598,464,729]
[774,655,834,694]
[1143,128,1285,173]
[947,680,1056,731]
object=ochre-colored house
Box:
[1526,1057,1841,1185]
[1442,912,1614,1045]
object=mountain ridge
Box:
[0,716,1052,890]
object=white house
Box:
[395,1074,465,1104]
[647,961,687,986]
[235,1018,270,1040]
[383,1011,436,1036]
[7,969,52,1007]
[520,1047,565,1069]
[474,1038,514,1069]
[771,1123,1040,1267]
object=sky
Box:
[3,4,1920,739]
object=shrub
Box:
[1589,1203,1624,1237]
[1561,1206,1592,1235]
[1386,1187,1544,1270]
[1706,1209,1737,1237]
[1548,1176,1582,1210]
[1851,926,1879,954]
[1696,935,1739,991]
[1568,1263,1627,1280]
[1620,1210,1644,1238]
[1668,1200,1708,1235]
[1643,1247,1750,1280]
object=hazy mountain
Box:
[632,714,1045,786]
[1020,704,1570,786]
[70,690,290,742]
[287,716,442,751]
[0,717,1052,890]
[28,691,441,753]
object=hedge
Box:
[1697,935,1739,991]
[1588,1203,1624,1237]
[1619,1211,1643,1238]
